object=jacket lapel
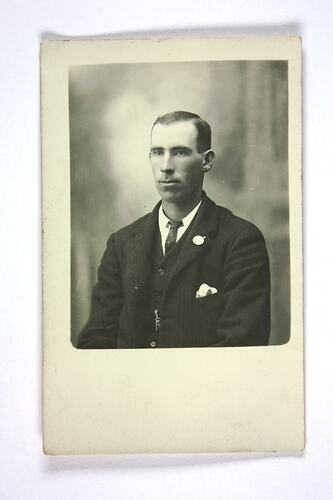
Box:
[169,195,219,280]
[128,201,161,286]
[127,195,219,285]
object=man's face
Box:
[150,121,207,205]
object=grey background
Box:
[70,60,290,346]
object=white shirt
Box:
[158,200,202,255]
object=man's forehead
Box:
[151,120,198,146]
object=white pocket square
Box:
[196,283,218,299]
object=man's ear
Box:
[202,150,215,173]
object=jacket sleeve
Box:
[76,234,123,348]
[212,224,271,347]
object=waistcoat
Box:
[143,225,190,348]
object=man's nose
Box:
[160,153,174,172]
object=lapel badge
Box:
[192,235,206,246]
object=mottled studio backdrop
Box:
[69,61,289,346]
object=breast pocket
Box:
[195,292,220,307]
[193,292,222,345]
[195,291,221,315]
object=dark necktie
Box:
[165,220,183,255]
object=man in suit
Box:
[76,111,270,349]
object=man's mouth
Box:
[159,180,179,184]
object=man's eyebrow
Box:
[170,146,192,152]
[150,145,193,152]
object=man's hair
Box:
[152,111,211,153]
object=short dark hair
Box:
[152,111,211,153]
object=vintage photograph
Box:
[70,60,289,349]
[42,38,303,454]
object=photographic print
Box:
[42,37,303,454]
[70,60,289,349]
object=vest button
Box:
[158,268,166,276]
[150,341,157,348]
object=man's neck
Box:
[161,192,203,222]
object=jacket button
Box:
[150,341,157,347]
[133,284,139,290]
[158,268,166,276]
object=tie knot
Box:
[167,220,183,230]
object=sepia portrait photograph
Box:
[42,38,303,454]
[4,0,333,491]
[70,59,289,350]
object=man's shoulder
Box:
[112,209,156,240]
[213,201,265,242]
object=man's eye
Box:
[175,150,187,157]
[152,150,163,156]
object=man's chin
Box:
[158,191,184,204]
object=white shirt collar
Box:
[158,199,202,254]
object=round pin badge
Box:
[192,235,205,246]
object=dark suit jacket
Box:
[76,194,271,348]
